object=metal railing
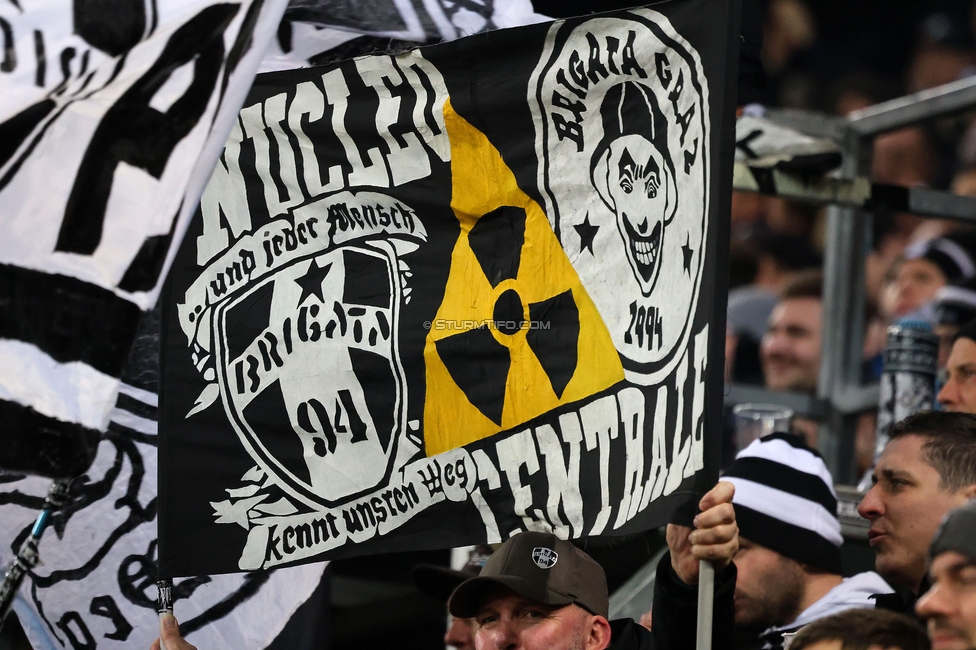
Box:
[731,75,976,484]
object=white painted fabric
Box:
[0,338,119,430]
[0,385,325,650]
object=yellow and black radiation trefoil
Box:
[424,100,624,456]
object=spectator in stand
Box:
[413,545,494,650]
[442,482,739,650]
[724,434,892,650]
[933,279,976,368]
[825,70,899,117]
[864,122,936,311]
[900,168,976,250]
[858,411,976,615]
[883,232,976,321]
[759,270,823,444]
[937,321,976,414]
[447,482,738,650]
[916,500,976,650]
[728,231,822,386]
[871,127,937,263]
[760,270,823,394]
[787,609,930,650]
[909,10,975,94]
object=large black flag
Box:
[160,0,739,577]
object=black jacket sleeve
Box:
[649,551,736,650]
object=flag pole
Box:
[157,578,174,650]
[696,560,715,650]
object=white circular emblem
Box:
[532,546,559,569]
[530,9,709,385]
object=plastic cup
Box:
[732,403,794,450]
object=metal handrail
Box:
[849,75,976,136]
[732,76,976,483]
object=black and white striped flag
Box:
[0,0,290,478]
[0,311,325,649]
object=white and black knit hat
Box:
[724,433,843,573]
[905,233,976,285]
[934,276,976,327]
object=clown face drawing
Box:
[531,9,708,382]
[591,82,678,297]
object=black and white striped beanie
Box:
[905,233,976,285]
[934,277,976,327]
[724,433,843,573]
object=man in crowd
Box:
[758,270,823,445]
[153,483,740,650]
[858,411,976,611]
[888,233,976,320]
[938,320,976,414]
[932,278,976,367]
[413,545,494,650]
[723,434,891,650]
[726,231,821,385]
[787,609,930,650]
[916,500,976,650]
[760,270,823,395]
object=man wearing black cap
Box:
[449,531,616,650]
[446,482,739,650]
[916,500,976,650]
[723,434,892,650]
[938,320,976,414]
[858,411,976,613]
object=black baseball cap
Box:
[448,532,608,619]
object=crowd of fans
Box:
[151,2,976,650]
[727,0,976,475]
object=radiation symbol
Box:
[423,100,624,456]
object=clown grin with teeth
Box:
[591,81,677,297]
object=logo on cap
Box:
[532,547,558,569]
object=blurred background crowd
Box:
[725,0,976,475]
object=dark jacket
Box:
[608,551,737,650]
[872,577,930,622]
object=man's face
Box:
[760,297,823,393]
[474,587,607,650]
[446,615,477,650]
[917,551,976,650]
[938,338,976,414]
[892,258,947,318]
[733,538,806,628]
[857,435,973,591]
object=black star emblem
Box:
[574,214,599,255]
[681,233,694,275]
[295,258,333,305]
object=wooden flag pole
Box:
[696,560,715,650]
